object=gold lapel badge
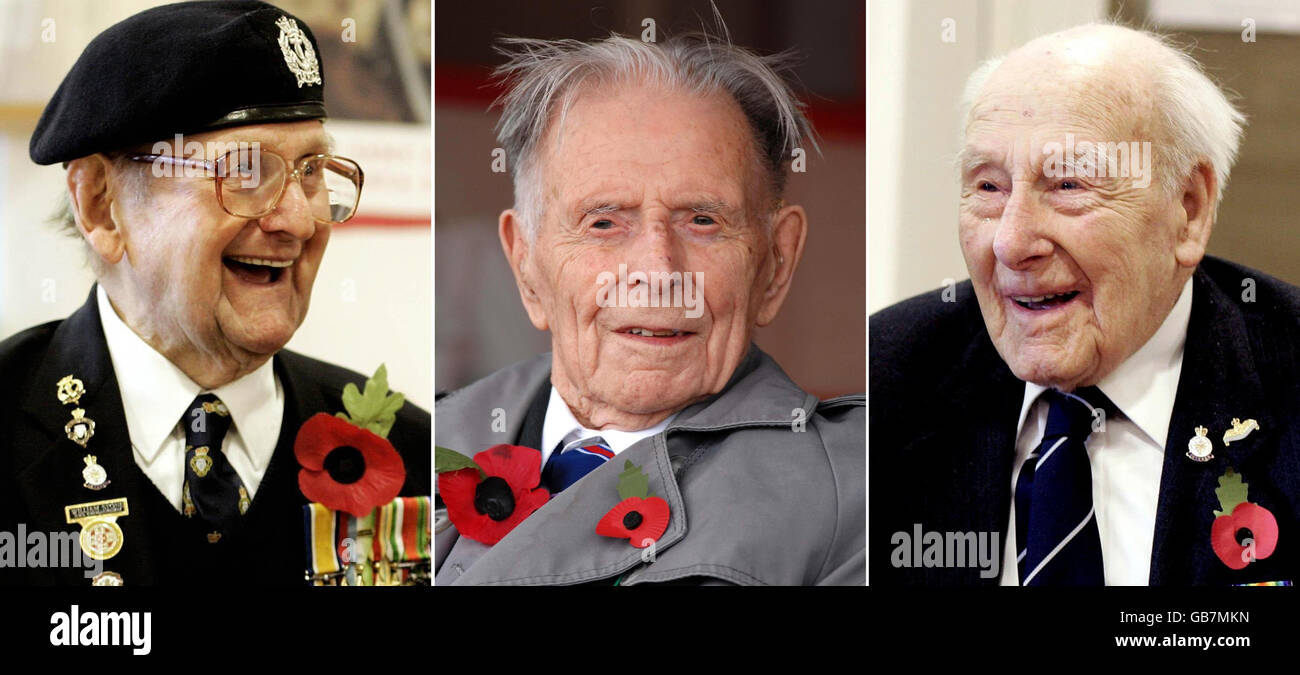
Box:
[56,374,85,406]
[1222,418,1260,445]
[1187,426,1214,462]
[65,498,128,561]
[82,455,110,490]
[64,408,96,447]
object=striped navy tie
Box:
[1015,387,1109,586]
[541,435,613,494]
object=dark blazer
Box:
[870,256,1300,585]
[0,287,430,586]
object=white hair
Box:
[959,24,1246,210]
[492,27,816,240]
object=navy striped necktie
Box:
[1015,387,1110,586]
[542,435,613,494]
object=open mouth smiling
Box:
[222,255,293,284]
[1010,290,1081,311]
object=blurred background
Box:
[436,0,865,398]
[869,0,1300,313]
[0,0,432,407]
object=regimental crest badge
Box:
[275,16,322,88]
[190,446,213,478]
[82,455,110,490]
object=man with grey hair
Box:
[872,23,1300,586]
[434,28,865,586]
[0,1,430,586]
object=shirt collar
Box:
[1016,276,1193,448]
[540,386,676,462]
[96,285,279,470]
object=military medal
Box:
[1186,425,1214,462]
[92,571,123,586]
[82,455,110,490]
[64,408,96,447]
[1222,418,1260,445]
[65,498,128,561]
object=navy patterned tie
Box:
[1015,387,1109,585]
[542,435,614,494]
[182,394,249,542]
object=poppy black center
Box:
[1235,527,1255,546]
[622,511,644,530]
[474,476,516,522]
[323,446,366,484]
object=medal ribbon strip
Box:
[303,503,343,584]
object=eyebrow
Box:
[571,195,739,219]
[576,202,621,218]
[957,148,999,177]
[686,198,735,213]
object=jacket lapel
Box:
[439,345,811,585]
[13,287,161,584]
[906,327,1022,585]
[1150,268,1279,585]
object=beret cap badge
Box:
[275,15,322,89]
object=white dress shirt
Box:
[539,386,676,467]
[1000,277,1193,586]
[97,286,283,511]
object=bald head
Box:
[961,23,1244,204]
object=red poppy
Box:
[296,413,406,517]
[596,496,670,548]
[1211,501,1279,570]
[439,444,550,545]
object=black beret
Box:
[30,0,328,165]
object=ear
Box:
[499,209,549,331]
[755,203,808,327]
[1174,160,1217,269]
[67,155,127,265]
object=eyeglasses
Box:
[126,149,365,224]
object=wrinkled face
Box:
[113,120,332,361]
[524,84,775,423]
[959,65,1189,390]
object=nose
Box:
[628,210,686,275]
[991,181,1053,270]
[257,178,318,240]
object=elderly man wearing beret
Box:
[433,30,865,586]
[873,24,1300,586]
[0,1,429,586]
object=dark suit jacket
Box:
[870,256,1300,585]
[0,287,430,586]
